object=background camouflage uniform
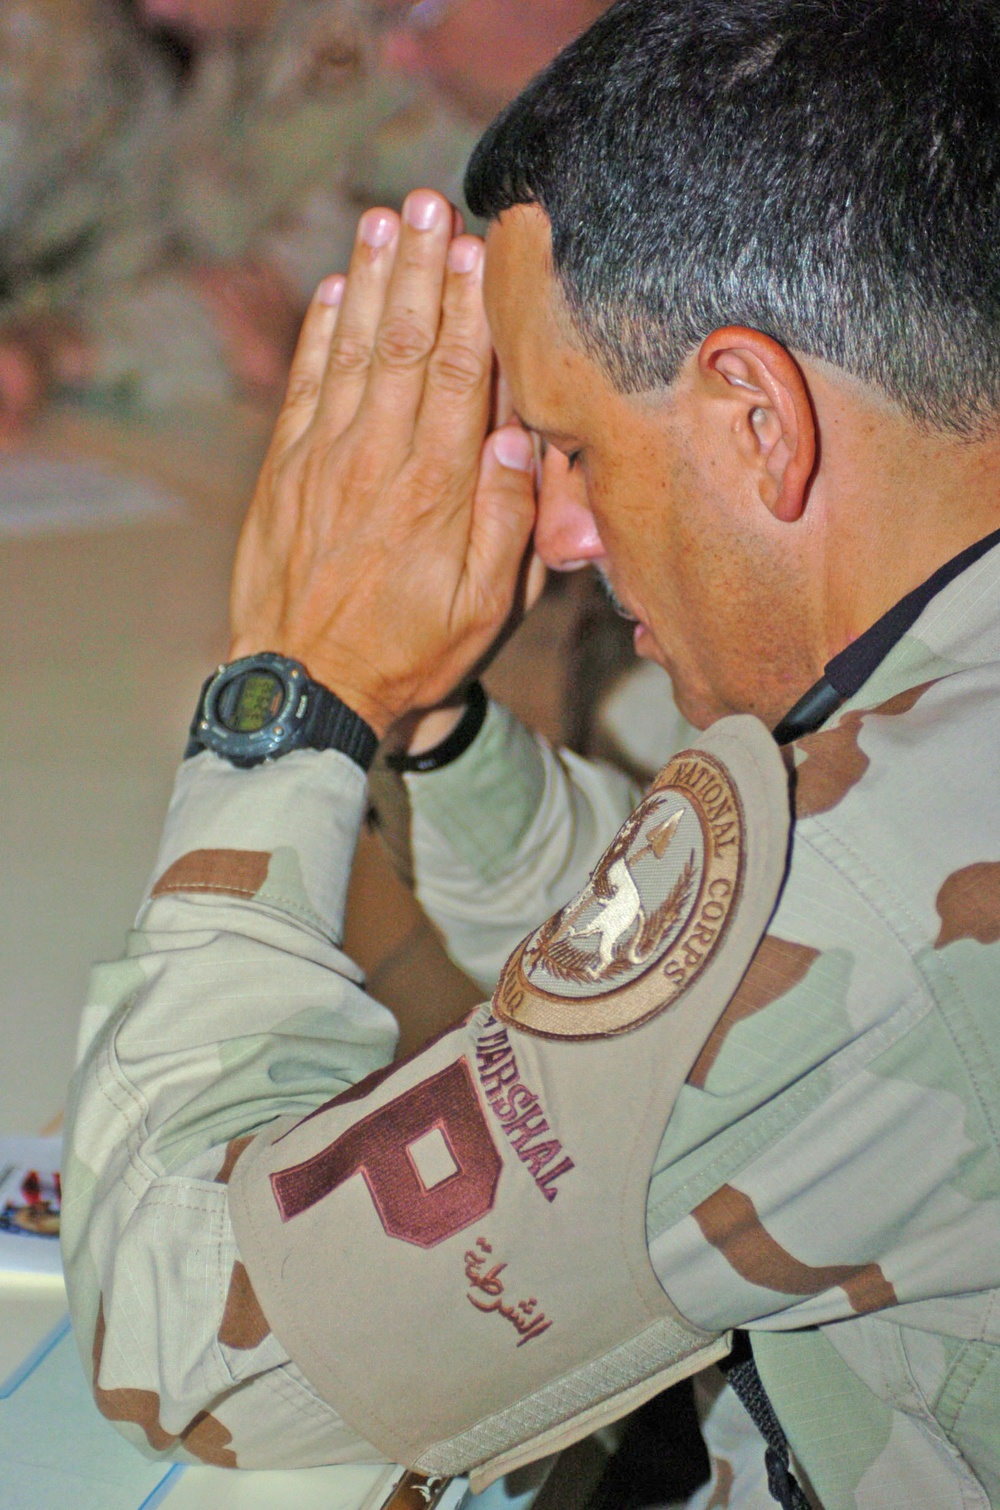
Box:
[0,0,477,415]
[0,0,174,390]
[165,0,478,304]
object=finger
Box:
[464,425,538,624]
[524,550,548,613]
[316,207,399,438]
[358,189,454,441]
[0,341,44,444]
[270,274,344,450]
[411,235,492,495]
[492,367,515,431]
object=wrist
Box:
[389,704,467,758]
[226,636,394,740]
[384,683,488,773]
[189,653,378,769]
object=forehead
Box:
[483,205,606,435]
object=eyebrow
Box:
[513,410,577,443]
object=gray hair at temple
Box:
[465,0,1000,436]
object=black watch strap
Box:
[384,682,488,774]
[185,656,378,771]
[300,681,379,769]
[184,672,216,761]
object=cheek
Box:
[585,459,672,584]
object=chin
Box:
[634,627,714,730]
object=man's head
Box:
[369,0,605,123]
[472,0,1000,727]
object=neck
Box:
[805,366,1000,658]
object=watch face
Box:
[217,670,285,734]
[199,654,307,766]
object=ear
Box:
[697,327,816,523]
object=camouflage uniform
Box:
[63,539,1000,1506]
[0,0,179,393]
[114,0,475,409]
[165,0,479,305]
[0,0,477,415]
[0,0,255,412]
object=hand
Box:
[228,189,538,738]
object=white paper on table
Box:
[0,456,184,537]
[0,1136,63,1277]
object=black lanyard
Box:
[772,525,1000,745]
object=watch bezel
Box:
[198,654,310,766]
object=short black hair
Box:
[466,0,1000,435]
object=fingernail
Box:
[404,190,444,231]
[359,210,396,249]
[317,274,345,307]
[447,238,481,274]
[493,427,534,472]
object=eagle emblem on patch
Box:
[494,748,745,1037]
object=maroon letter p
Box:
[270,1059,502,1248]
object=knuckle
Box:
[374,316,434,371]
[427,342,485,397]
[283,370,321,408]
[327,333,373,378]
[410,454,462,506]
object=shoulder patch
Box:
[495,748,746,1038]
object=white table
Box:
[0,1271,474,1510]
[0,1270,568,1510]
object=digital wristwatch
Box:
[185,653,377,770]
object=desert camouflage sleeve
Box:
[62,748,396,1468]
[62,661,1000,1503]
[370,699,643,992]
[61,710,641,1469]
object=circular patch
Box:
[494,748,745,1038]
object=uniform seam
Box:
[148,887,335,937]
[936,1338,995,1436]
[95,1009,159,1188]
[271,1360,347,1423]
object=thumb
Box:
[468,426,538,595]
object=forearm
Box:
[63,749,398,1466]
[371,699,642,992]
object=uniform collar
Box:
[772,524,1000,745]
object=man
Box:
[63,4,1000,1508]
[0,0,172,437]
[370,0,607,127]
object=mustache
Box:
[594,565,637,621]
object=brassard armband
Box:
[229,715,790,1490]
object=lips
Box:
[594,564,638,622]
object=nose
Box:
[533,447,606,571]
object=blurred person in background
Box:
[370,0,608,127]
[0,0,172,439]
[0,0,354,431]
[133,0,611,405]
[0,0,459,431]
[135,0,479,401]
